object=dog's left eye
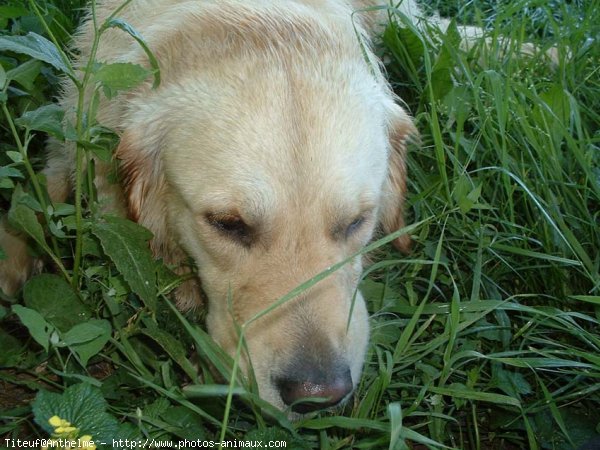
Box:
[206,213,253,245]
[345,215,365,237]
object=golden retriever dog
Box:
[0,0,560,415]
[0,0,420,413]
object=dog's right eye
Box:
[206,213,253,245]
[345,215,365,237]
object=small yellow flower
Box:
[55,425,77,434]
[48,415,69,428]
[79,435,96,450]
[44,415,96,449]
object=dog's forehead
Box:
[167,130,388,218]
[162,63,391,213]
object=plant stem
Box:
[71,0,103,288]
[0,102,68,272]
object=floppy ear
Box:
[379,104,417,253]
[117,129,166,228]
[116,130,204,310]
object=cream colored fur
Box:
[0,0,431,411]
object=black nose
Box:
[276,367,353,413]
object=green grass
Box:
[1,0,599,449]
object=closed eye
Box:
[206,212,254,246]
[345,215,365,238]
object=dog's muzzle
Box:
[273,331,354,414]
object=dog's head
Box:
[116,4,414,413]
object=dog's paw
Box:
[174,276,204,311]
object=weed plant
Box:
[0,0,598,449]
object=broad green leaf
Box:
[82,234,103,258]
[0,33,71,75]
[0,170,16,188]
[12,305,53,352]
[48,220,67,239]
[0,177,14,188]
[73,125,119,162]
[104,19,161,88]
[6,151,22,163]
[0,167,24,179]
[24,274,90,332]
[94,62,151,99]
[12,184,43,212]
[32,383,120,444]
[87,125,120,161]
[62,319,111,346]
[76,141,113,162]
[6,59,43,91]
[15,103,65,139]
[92,216,157,310]
[51,203,76,217]
[63,319,112,366]
[8,202,47,250]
